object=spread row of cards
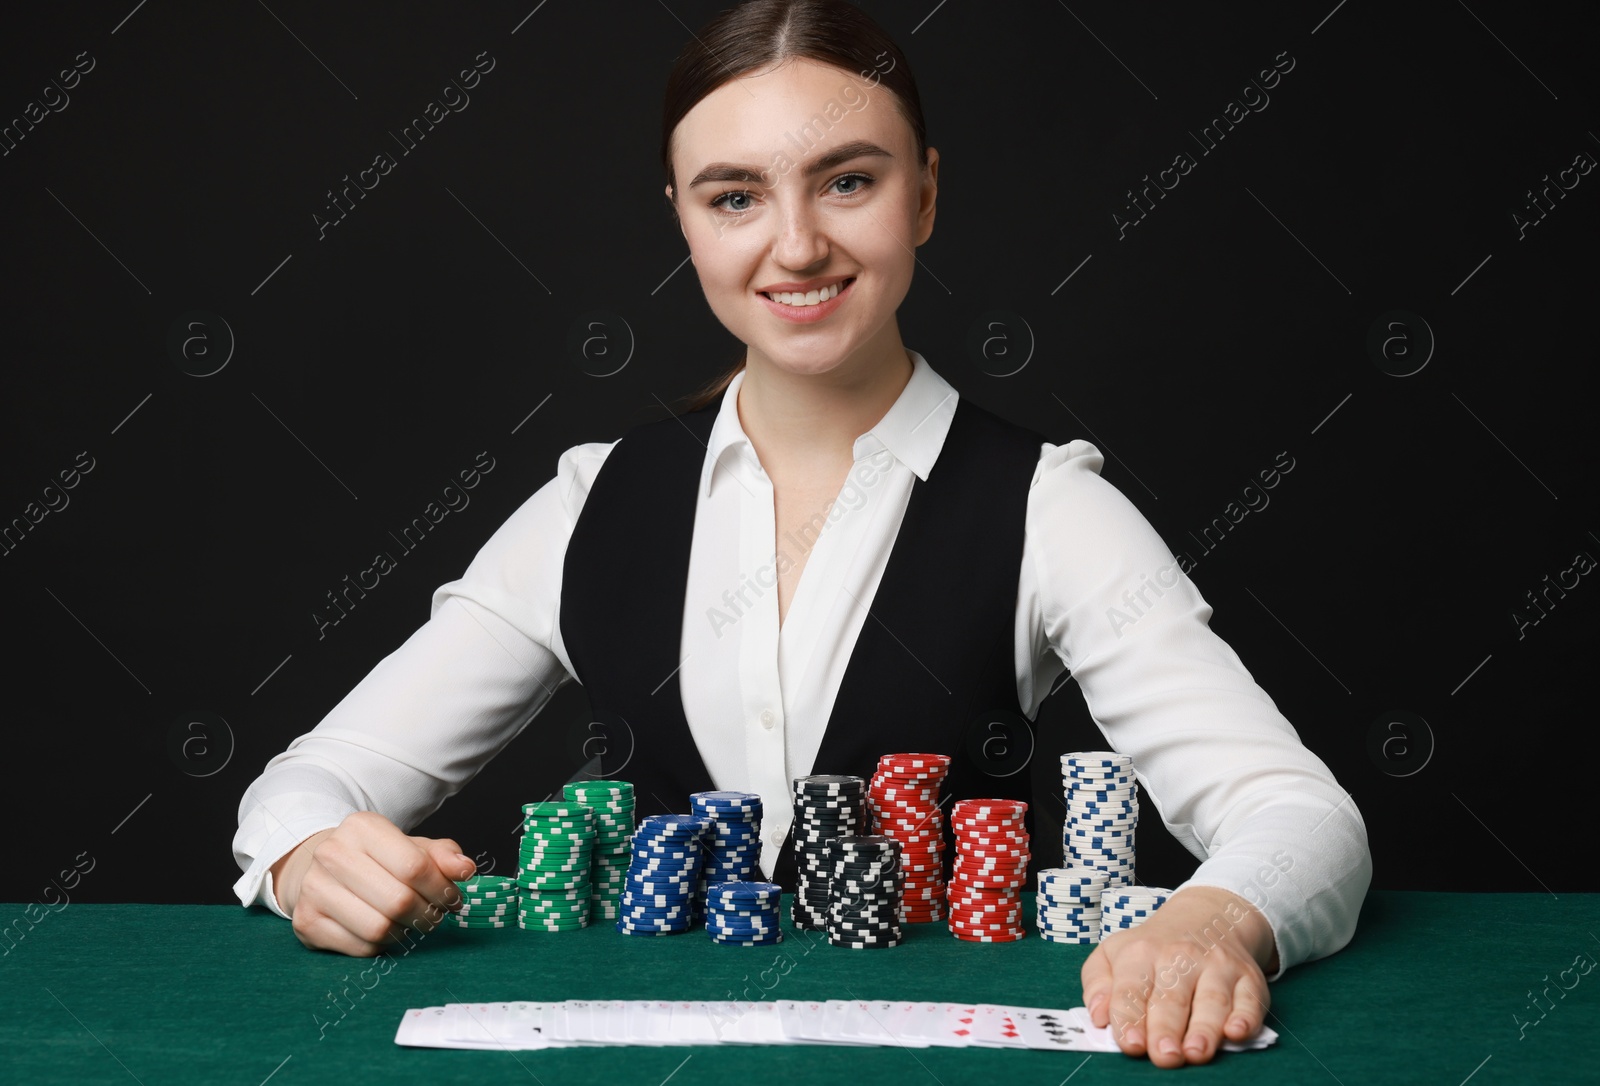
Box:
[394,999,1278,1053]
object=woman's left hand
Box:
[1079,885,1278,1068]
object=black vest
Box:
[560,388,1047,890]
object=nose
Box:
[770,197,829,271]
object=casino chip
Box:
[825,836,903,948]
[517,801,597,930]
[564,780,636,921]
[452,874,519,929]
[704,880,784,946]
[1100,885,1173,933]
[1033,866,1108,944]
[790,775,868,931]
[1061,752,1138,893]
[615,813,711,936]
[690,791,763,921]
[946,798,1029,942]
[867,753,951,924]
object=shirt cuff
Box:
[232,814,347,918]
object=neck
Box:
[736,329,914,473]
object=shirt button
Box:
[769,829,786,848]
[759,709,775,729]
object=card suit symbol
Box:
[1003,1027,1020,1038]
[952,1028,971,1037]
[959,1017,974,1024]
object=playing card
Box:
[971,1004,1028,1048]
[844,999,909,1046]
[644,1000,678,1043]
[776,999,828,1044]
[733,1000,792,1044]
[620,1004,652,1042]
[395,999,1279,1053]
[937,1003,984,1045]
[668,1000,721,1044]
[819,1000,878,1045]
[898,1001,964,1047]
[1010,1005,1095,1050]
[394,1006,450,1048]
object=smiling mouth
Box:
[758,278,855,308]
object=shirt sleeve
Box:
[231,439,619,915]
[1017,439,1372,980]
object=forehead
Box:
[674,57,907,166]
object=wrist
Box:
[270,828,334,917]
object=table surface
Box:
[2,891,1596,1085]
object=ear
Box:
[665,183,684,230]
[914,147,939,247]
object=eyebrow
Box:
[688,139,895,188]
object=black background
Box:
[1,0,1594,906]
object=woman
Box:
[234,0,1370,1068]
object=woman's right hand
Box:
[270,810,476,956]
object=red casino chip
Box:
[867,751,955,923]
[947,793,1031,939]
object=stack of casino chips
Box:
[517,801,595,930]
[563,780,635,921]
[704,880,784,947]
[826,835,903,948]
[689,791,763,920]
[866,753,950,924]
[1101,885,1173,933]
[945,798,1030,942]
[1034,866,1109,944]
[790,774,868,931]
[452,874,518,929]
[615,814,711,936]
[1062,752,1139,888]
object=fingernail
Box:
[456,853,475,867]
[1158,1037,1179,1057]
[1229,1016,1249,1033]
[1185,1035,1207,1057]
[1125,1028,1143,1049]
[1088,993,1106,1017]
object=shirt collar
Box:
[699,349,957,499]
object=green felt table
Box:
[2,891,1596,1085]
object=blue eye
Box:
[831,172,875,196]
[710,190,756,214]
[707,173,877,216]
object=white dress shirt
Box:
[233,349,1369,977]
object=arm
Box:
[231,440,618,951]
[1020,439,1371,1062]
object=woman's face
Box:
[668,57,938,380]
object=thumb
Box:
[426,837,477,880]
[1080,945,1114,1027]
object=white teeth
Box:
[766,281,845,307]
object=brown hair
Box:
[660,0,929,414]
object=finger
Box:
[291,901,386,957]
[318,838,442,932]
[1104,944,1154,1055]
[1224,971,1270,1042]
[1080,945,1115,1027]
[1180,967,1239,1065]
[1142,966,1199,1069]
[294,866,400,956]
[363,828,464,918]
[424,838,477,891]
